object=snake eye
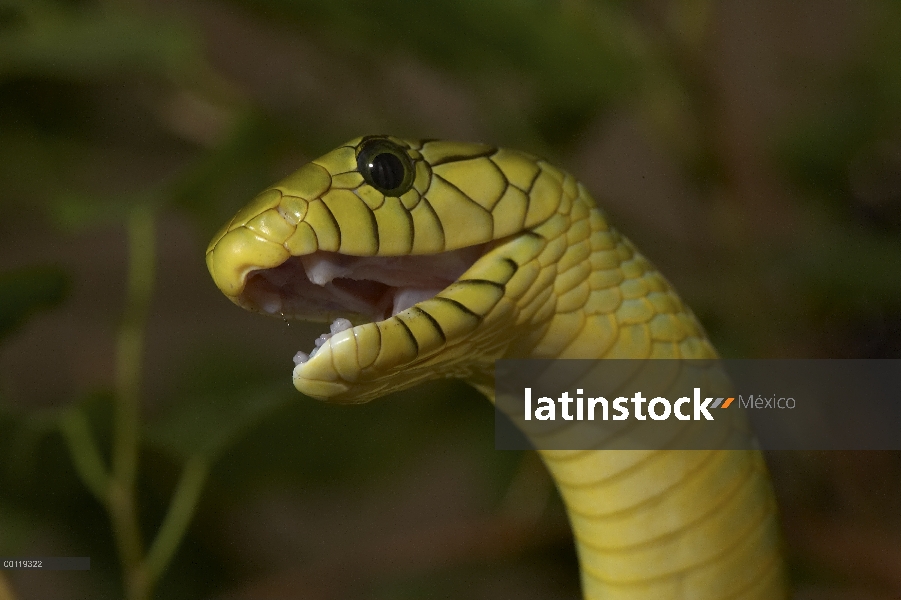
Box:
[356,138,415,196]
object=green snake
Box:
[206,136,788,599]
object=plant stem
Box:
[59,409,110,502]
[144,455,209,584]
[110,203,156,600]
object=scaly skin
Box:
[206,136,788,599]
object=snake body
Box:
[206,136,787,598]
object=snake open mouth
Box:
[237,243,489,366]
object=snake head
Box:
[206,135,588,403]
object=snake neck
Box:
[468,189,787,599]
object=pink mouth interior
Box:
[238,244,488,365]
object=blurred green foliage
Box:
[1,0,900,598]
[0,265,68,342]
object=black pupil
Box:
[369,152,404,191]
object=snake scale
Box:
[206,136,788,599]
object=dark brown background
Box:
[1,0,900,598]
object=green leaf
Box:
[0,264,68,342]
[0,501,33,554]
[797,217,901,302]
[0,3,201,81]
[48,192,136,232]
[145,382,295,461]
